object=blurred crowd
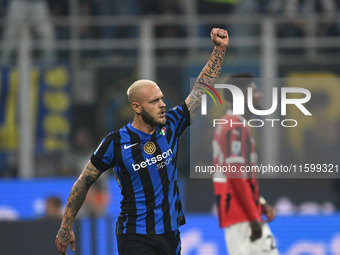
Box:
[0,0,340,174]
[1,0,340,215]
[0,0,339,62]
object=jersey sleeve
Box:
[166,102,190,135]
[90,133,115,172]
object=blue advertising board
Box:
[0,178,339,255]
[180,214,340,255]
[0,177,122,219]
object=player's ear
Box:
[132,102,142,114]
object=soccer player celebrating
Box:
[55,28,229,255]
[212,73,279,255]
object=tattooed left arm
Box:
[185,28,229,120]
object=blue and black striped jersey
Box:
[90,102,190,235]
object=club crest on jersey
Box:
[157,126,166,136]
[144,142,156,154]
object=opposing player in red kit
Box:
[212,73,279,255]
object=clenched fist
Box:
[211,28,229,50]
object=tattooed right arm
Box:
[61,161,102,228]
[55,161,102,254]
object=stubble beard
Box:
[141,108,166,127]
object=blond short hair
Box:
[127,79,158,103]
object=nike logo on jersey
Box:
[124,143,139,149]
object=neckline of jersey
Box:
[127,122,162,138]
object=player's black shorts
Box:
[117,230,181,255]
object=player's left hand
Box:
[262,204,276,222]
[55,227,75,254]
[211,28,229,50]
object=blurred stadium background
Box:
[0,0,340,254]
